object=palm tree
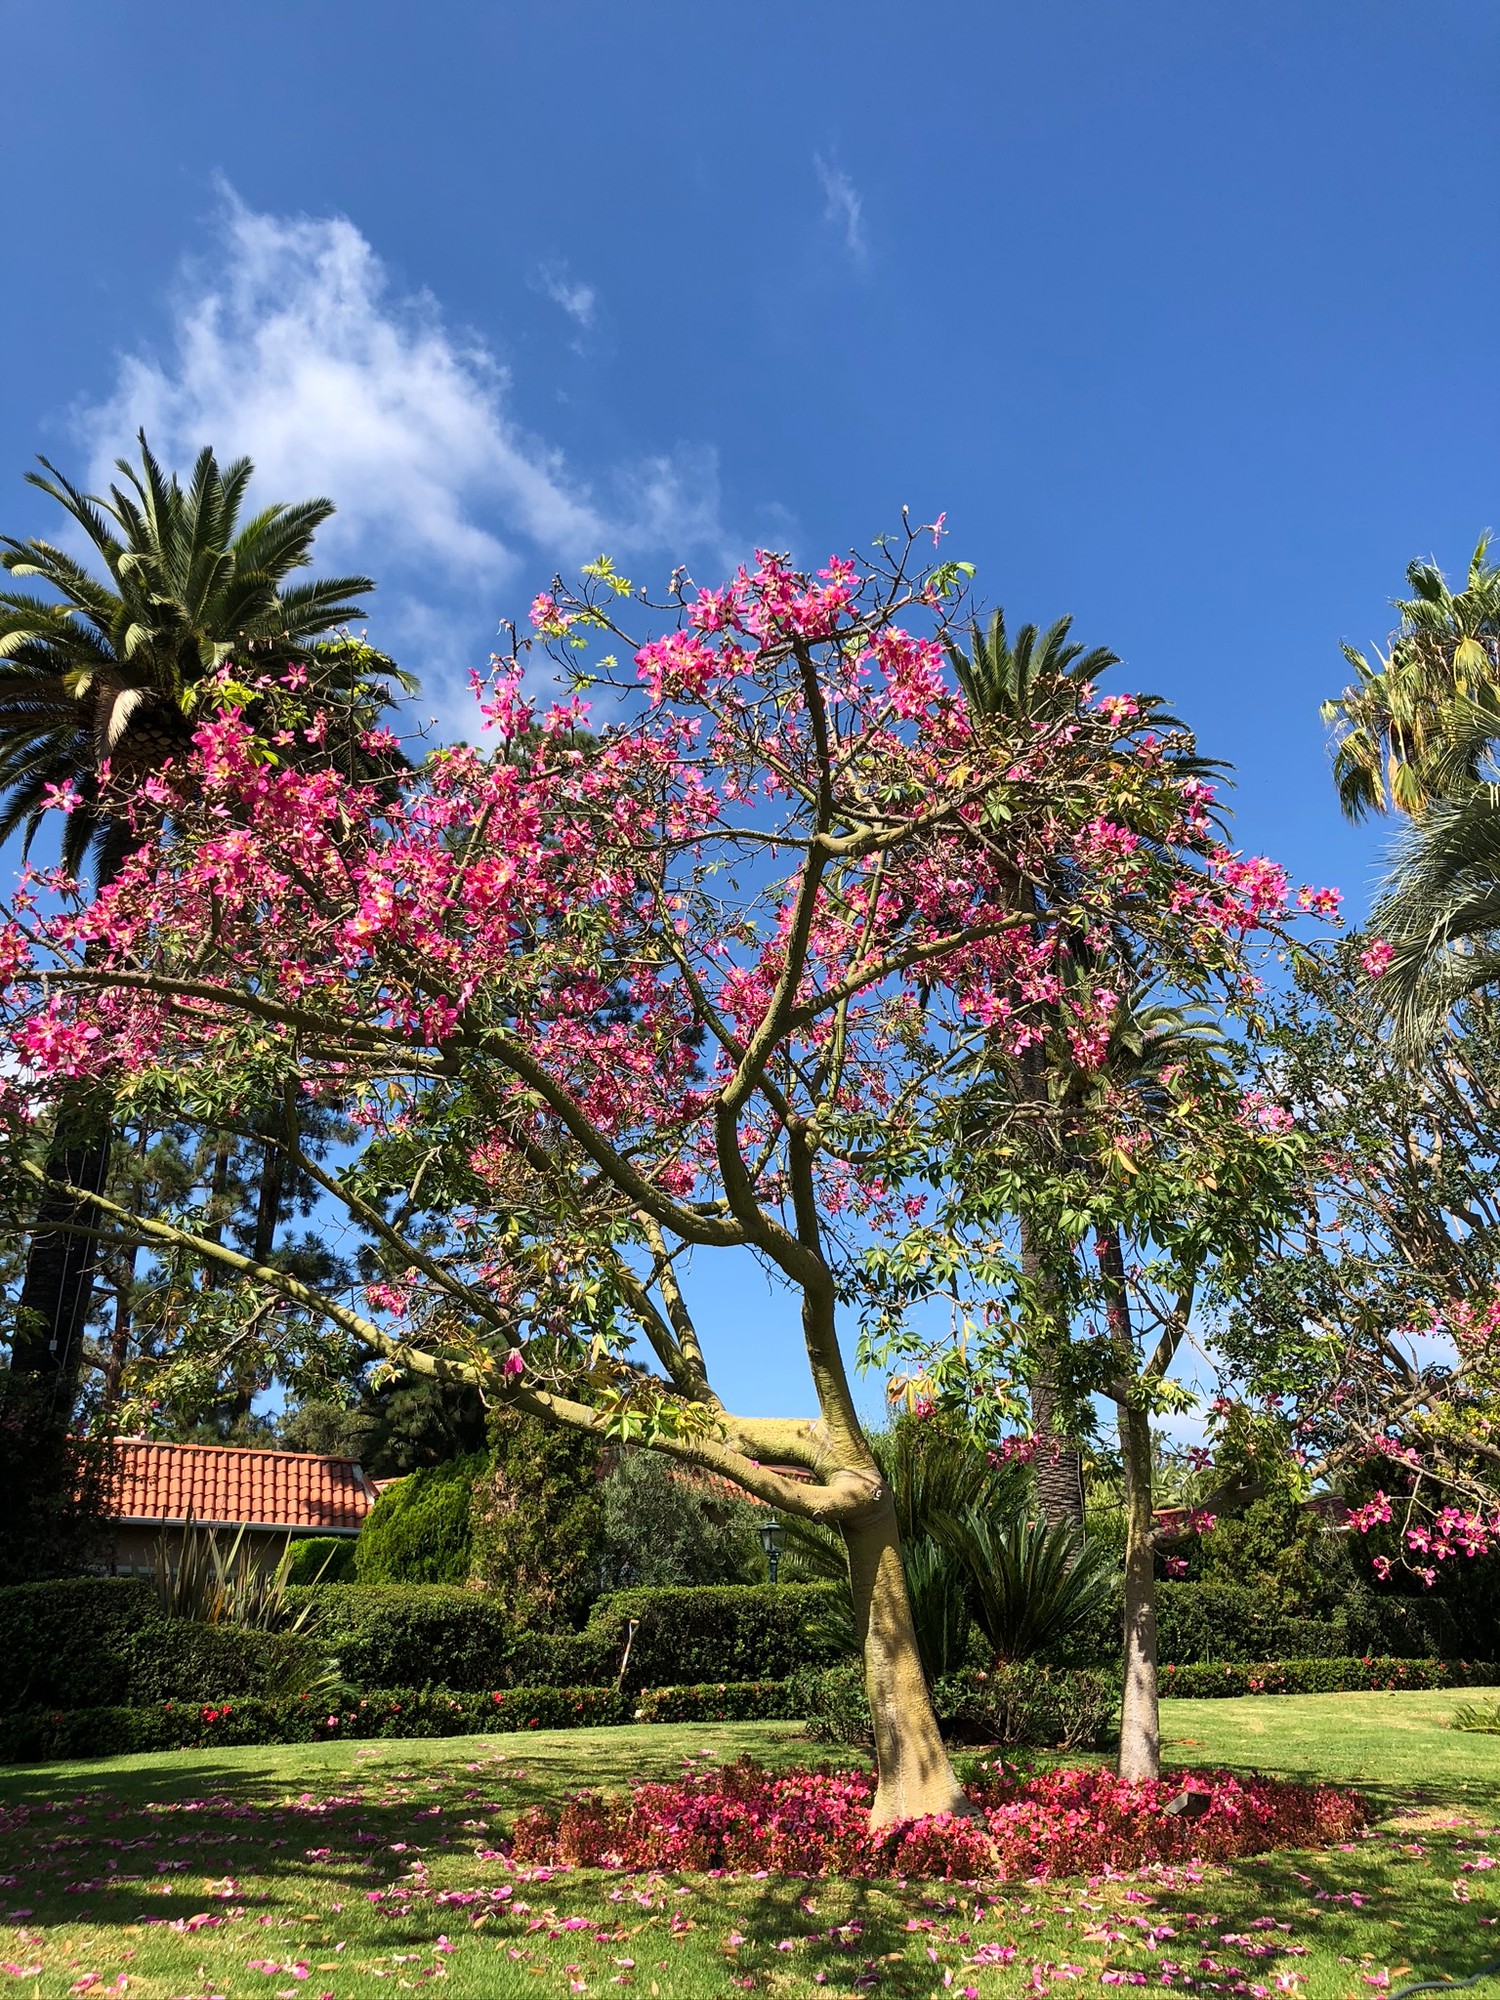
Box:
[1366,706,1500,1040]
[0,433,399,1400]
[946,611,1223,1529]
[1322,535,1500,821]
[947,610,1120,1528]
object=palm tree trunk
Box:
[1098,1225,1160,1781]
[10,823,135,1409]
[10,1094,113,1403]
[1021,1218,1085,1529]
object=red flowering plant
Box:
[0,519,1321,1827]
[507,1758,1366,1881]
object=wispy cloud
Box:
[533,259,597,331]
[814,152,866,259]
[76,190,730,706]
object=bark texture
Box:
[1020,1220,1085,1529]
[1117,1394,1160,1781]
[843,1490,973,1827]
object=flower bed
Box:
[508,1757,1367,1881]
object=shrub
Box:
[795,1660,1117,1752]
[587,1583,842,1689]
[285,1537,357,1585]
[507,1758,1367,1880]
[1451,1699,1500,1734]
[0,1684,632,1762]
[633,1680,802,1723]
[1159,1655,1500,1697]
[354,1453,482,1585]
[793,1661,873,1748]
[468,1408,604,1627]
[934,1664,1119,1751]
[0,1577,158,1712]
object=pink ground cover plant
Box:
[506,1757,1368,1882]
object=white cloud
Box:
[534,260,597,330]
[76,190,731,703]
[814,153,866,259]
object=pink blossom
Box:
[1360,938,1395,978]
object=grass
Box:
[0,1698,1497,2000]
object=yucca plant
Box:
[152,1515,329,1634]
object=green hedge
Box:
[0,1684,634,1762]
[0,1577,160,1712]
[632,1680,802,1723]
[284,1537,358,1585]
[1160,1655,1500,1698]
[587,1584,842,1690]
[292,1584,615,1691]
[0,1578,315,1712]
[1060,1581,1470,1666]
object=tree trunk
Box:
[1117,1393,1160,1781]
[843,1487,973,1828]
[10,819,139,1408]
[1020,1217,1085,1529]
[10,1086,114,1404]
[1098,1224,1160,1782]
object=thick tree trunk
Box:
[1117,1394,1160,1781]
[843,1488,973,1827]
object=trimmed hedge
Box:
[587,1584,842,1690]
[0,1578,314,1712]
[0,1685,633,1762]
[632,1680,802,1723]
[293,1584,615,1691]
[1160,1655,1500,1698]
[0,1577,159,1712]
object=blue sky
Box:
[1,0,1495,1431]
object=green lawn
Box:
[0,1698,1497,2000]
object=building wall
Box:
[104,1524,341,1578]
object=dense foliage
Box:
[353,1454,482,1585]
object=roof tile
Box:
[105,1439,377,1532]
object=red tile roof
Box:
[106,1439,377,1534]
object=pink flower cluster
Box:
[506,1759,1366,1882]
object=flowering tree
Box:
[1220,937,1500,1593]
[0,525,1316,1823]
[869,977,1311,1779]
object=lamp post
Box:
[757,1513,787,1586]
